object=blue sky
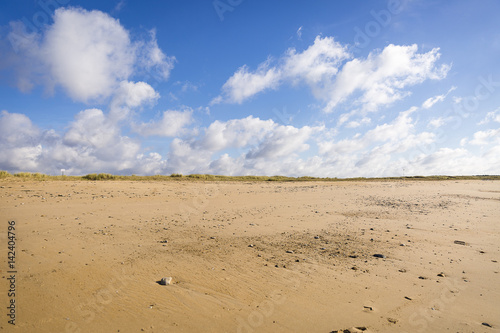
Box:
[1,0,499,177]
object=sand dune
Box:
[1,180,499,332]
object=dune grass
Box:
[0,170,499,182]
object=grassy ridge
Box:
[0,170,499,182]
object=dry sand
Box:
[1,179,499,332]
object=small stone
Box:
[418,276,427,280]
[400,243,406,246]
[159,277,172,285]
[286,250,294,254]
[404,296,412,300]
[454,240,467,246]
[373,254,386,259]
[437,272,445,277]
[248,244,254,248]
[398,268,407,273]
[349,255,358,258]
[314,236,320,239]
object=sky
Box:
[0,0,499,177]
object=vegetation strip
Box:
[1,170,499,182]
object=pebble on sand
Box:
[373,254,386,258]
[159,277,172,285]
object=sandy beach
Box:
[1,179,499,332]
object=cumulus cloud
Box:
[0,109,147,175]
[469,129,500,145]
[320,107,425,155]
[164,116,321,175]
[214,38,450,114]
[212,36,349,104]
[4,7,173,103]
[198,116,275,151]
[246,125,314,159]
[325,45,450,112]
[0,111,41,170]
[213,62,281,104]
[109,81,159,121]
[132,109,193,137]
[136,29,176,81]
[1,109,500,177]
[41,8,135,102]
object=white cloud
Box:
[0,111,41,170]
[296,26,303,40]
[132,109,193,137]
[112,81,159,109]
[469,129,500,145]
[198,116,276,151]
[0,110,39,145]
[283,36,349,89]
[136,29,176,81]
[215,38,449,114]
[41,8,135,102]
[63,109,119,149]
[421,86,456,109]
[1,109,500,177]
[214,62,281,104]
[478,107,500,125]
[5,7,173,103]
[212,36,349,104]
[164,117,321,175]
[345,117,371,128]
[325,44,450,112]
[428,117,446,128]
[109,80,159,121]
[320,107,423,155]
[246,125,314,159]
[422,95,446,109]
